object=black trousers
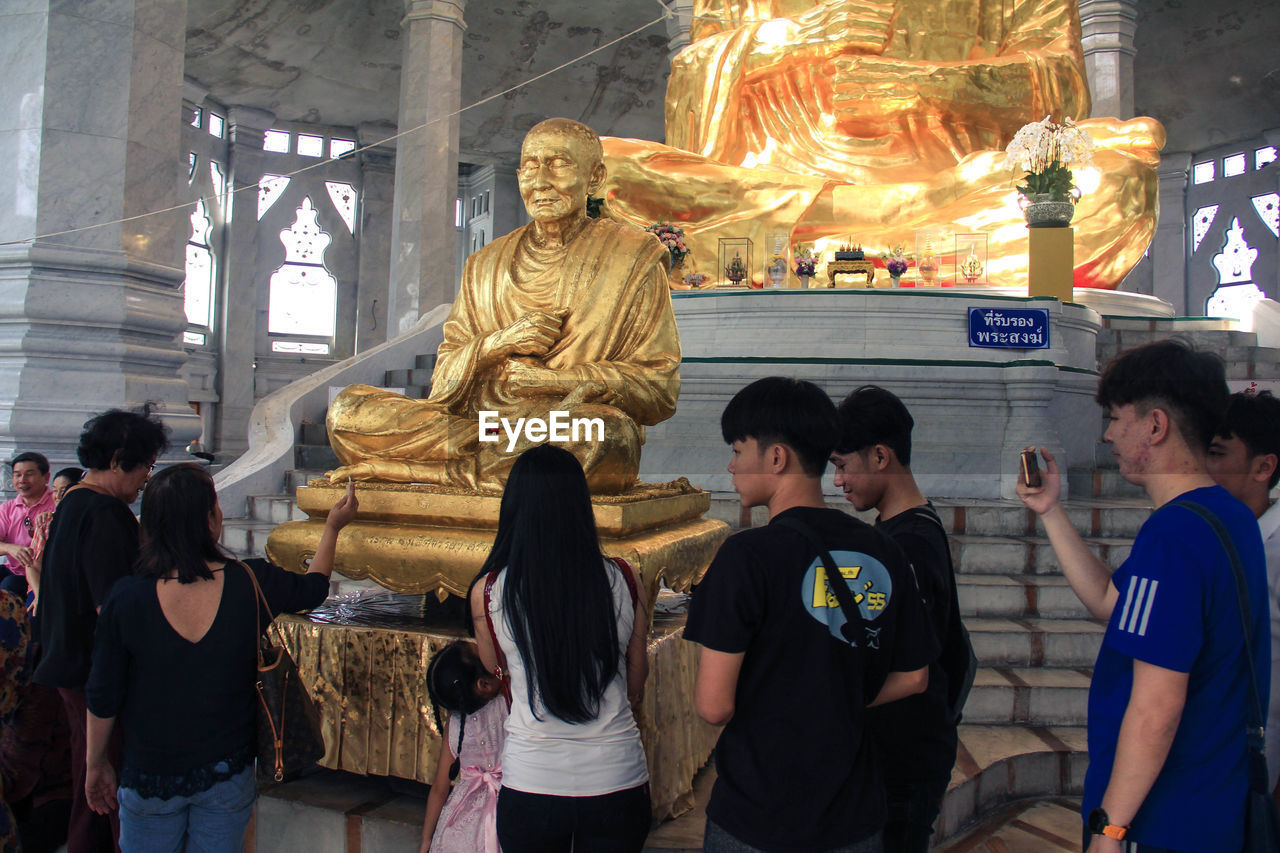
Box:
[496,783,651,853]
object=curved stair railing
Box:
[214,304,452,518]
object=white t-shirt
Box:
[488,559,648,796]
[1259,500,1280,790]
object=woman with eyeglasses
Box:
[33,408,169,853]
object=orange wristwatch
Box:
[1087,808,1128,840]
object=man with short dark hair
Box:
[1206,389,1280,793]
[685,376,936,852]
[831,385,960,852]
[1018,340,1267,852]
[0,452,54,597]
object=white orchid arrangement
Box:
[1003,116,1094,202]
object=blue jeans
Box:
[118,764,256,853]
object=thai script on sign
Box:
[968,307,1050,350]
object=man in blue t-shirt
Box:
[1018,340,1268,853]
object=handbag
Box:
[242,562,326,786]
[1171,501,1280,852]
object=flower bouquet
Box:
[1002,116,1094,203]
[794,249,817,278]
[880,245,911,280]
[646,222,690,266]
[682,272,708,288]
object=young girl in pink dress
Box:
[420,640,508,853]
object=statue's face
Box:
[516,130,602,224]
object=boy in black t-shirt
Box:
[685,377,936,852]
[831,385,961,853]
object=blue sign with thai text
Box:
[968,307,1050,349]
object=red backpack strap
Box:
[482,568,512,704]
[611,557,640,610]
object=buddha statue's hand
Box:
[485,309,568,360]
[502,359,567,399]
[791,0,892,59]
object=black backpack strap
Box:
[774,515,866,645]
[1169,500,1269,795]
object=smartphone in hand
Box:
[1019,449,1042,489]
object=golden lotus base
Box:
[277,611,718,819]
[265,478,729,601]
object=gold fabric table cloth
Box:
[276,610,719,820]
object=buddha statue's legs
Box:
[602,118,1162,290]
[326,385,642,493]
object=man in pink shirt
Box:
[0,452,55,598]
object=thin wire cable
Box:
[0,12,669,248]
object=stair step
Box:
[957,575,1088,619]
[1067,466,1146,499]
[299,420,328,446]
[383,368,433,387]
[965,617,1103,667]
[963,667,1091,726]
[248,493,308,525]
[937,724,1086,840]
[935,499,1150,539]
[219,520,276,559]
[950,534,1131,575]
[288,469,329,492]
[296,444,339,471]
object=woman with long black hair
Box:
[469,444,650,853]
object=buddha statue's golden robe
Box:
[326,218,680,493]
[602,0,1164,289]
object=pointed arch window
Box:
[267,197,337,339]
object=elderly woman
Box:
[33,408,169,853]
[83,464,357,852]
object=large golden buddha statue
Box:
[602,0,1164,288]
[326,118,680,493]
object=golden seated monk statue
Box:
[602,0,1164,289]
[268,119,726,600]
[326,118,680,494]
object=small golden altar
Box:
[277,608,718,819]
[827,259,877,287]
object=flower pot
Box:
[1024,194,1075,228]
[798,274,810,289]
[890,274,902,287]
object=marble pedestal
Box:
[265,479,729,602]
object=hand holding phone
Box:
[1019,448,1042,489]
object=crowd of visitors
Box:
[0,337,1277,853]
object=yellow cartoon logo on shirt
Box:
[800,550,894,646]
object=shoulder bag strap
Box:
[610,556,641,611]
[773,515,866,644]
[240,561,273,668]
[1169,500,1268,791]
[482,569,511,684]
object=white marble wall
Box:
[0,0,200,469]
[638,290,1104,500]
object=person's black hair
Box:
[53,467,84,485]
[720,377,838,476]
[1216,390,1280,489]
[77,406,170,472]
[10,452,49,476]
[834,385,915,465]
[426,641,493,781]
[479,444,619,724]
[134,464,225,583]
[1095,339,1228,452]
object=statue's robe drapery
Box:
[602,0,1163,289]
[327,218,680,493]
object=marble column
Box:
[1078,0,1139,119]
[0,0,200,474]
[387,0,466,337]
[1152,153,1192,315]
[355,122,397,353]
[213,107,275,458]
[662,0,694,55]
